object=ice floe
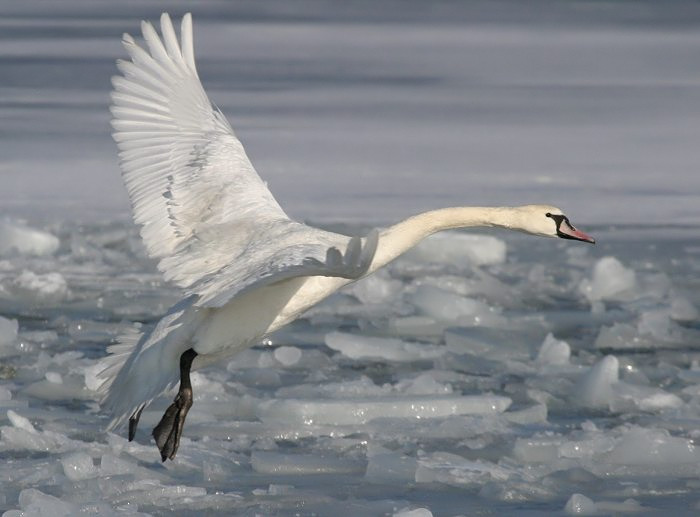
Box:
[0,220,698,515]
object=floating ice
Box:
[513,425,617,464]
[348,268,403,304]
[611,382,683,412]
[636,309,685,343]
[607,427,700,466]
[415,451,512,486]
[504,404,548,425]
[670,296,699,322]
[536,333,571,365]
[257,394,512,426]
[564,494,643,515]
[45,371,63,384]
[594,323,646,350]
[0,219,59,256]
[410,285,504,325]
[9,488,78,517]
[7,409,37,433]
[0,386,11,401]
[365,446,417,482]
[385,315,444,337]
[1,409,85,453]
[393,508,433,517]
[22,377,92,401]
[579,257,637,303]
[564,493,598,515]
[595,309,687,350]
[444,326,535,361]
[395,372,453,395]
[99,453,136,476]
[11,270,69,301]
[325,331,445,361]
[274,345,302,366]
[0,315,18,348]
[251,450,365,475]
[408,232,506,266]
[2,7,700,515]
[574,355,619,408]
[61,451,97,481]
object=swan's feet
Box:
[152,348,197,462]
[128,405,144,441]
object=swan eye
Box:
[545,212,552,218]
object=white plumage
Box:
[112,13,378,308]
[99,13,593,459]
[102,12,378,429]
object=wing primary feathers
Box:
[159,13,187,67]
[111,13,379,311]
[180,13,198,75]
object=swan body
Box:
[98,13,594,460]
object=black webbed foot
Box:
[151,348,197,461]
[128,405,144,441]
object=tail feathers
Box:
[97,305,194,431]
[96,326,142,402]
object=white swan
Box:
[98,13,594,461]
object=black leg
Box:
[128,405,144,441]
[152,348,197,461]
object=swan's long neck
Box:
[369,206,523,274]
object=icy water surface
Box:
[0,218,699,516]
[2,1,700,515]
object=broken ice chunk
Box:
[273,345,302,366]
[12,270,68,302]
[536,333,571,365]
[564,493,597,515]
[257,394,512,426]
[574,355,618,408]
[0,219,59,256]
[0,315,18,348]
[325,331,445,362]
[408,232,506,266]
[579,256,636,303]
[61,451,97,481]
[251,450,365,475]
[411,285,505,326]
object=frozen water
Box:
[410,285,505,326]
[325,331,445,362]
[564,493,598,515]
[1,222,697,515]
[579,256,637,303]
[0,219,59,257]
[273,345,302,366]
[0,316,18,349]
[564,494,643,515]
[2,1,700,515]
[393,508,433,517]
[574,355,619,408]
[536,333,571,365]
[60,451,97,481]
[408,232,506,267]
[11,270,69,302]
[7,409,37,433]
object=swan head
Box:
[516,205,595,243]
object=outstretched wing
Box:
[190,225,379,308]
[111,13,378,307]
